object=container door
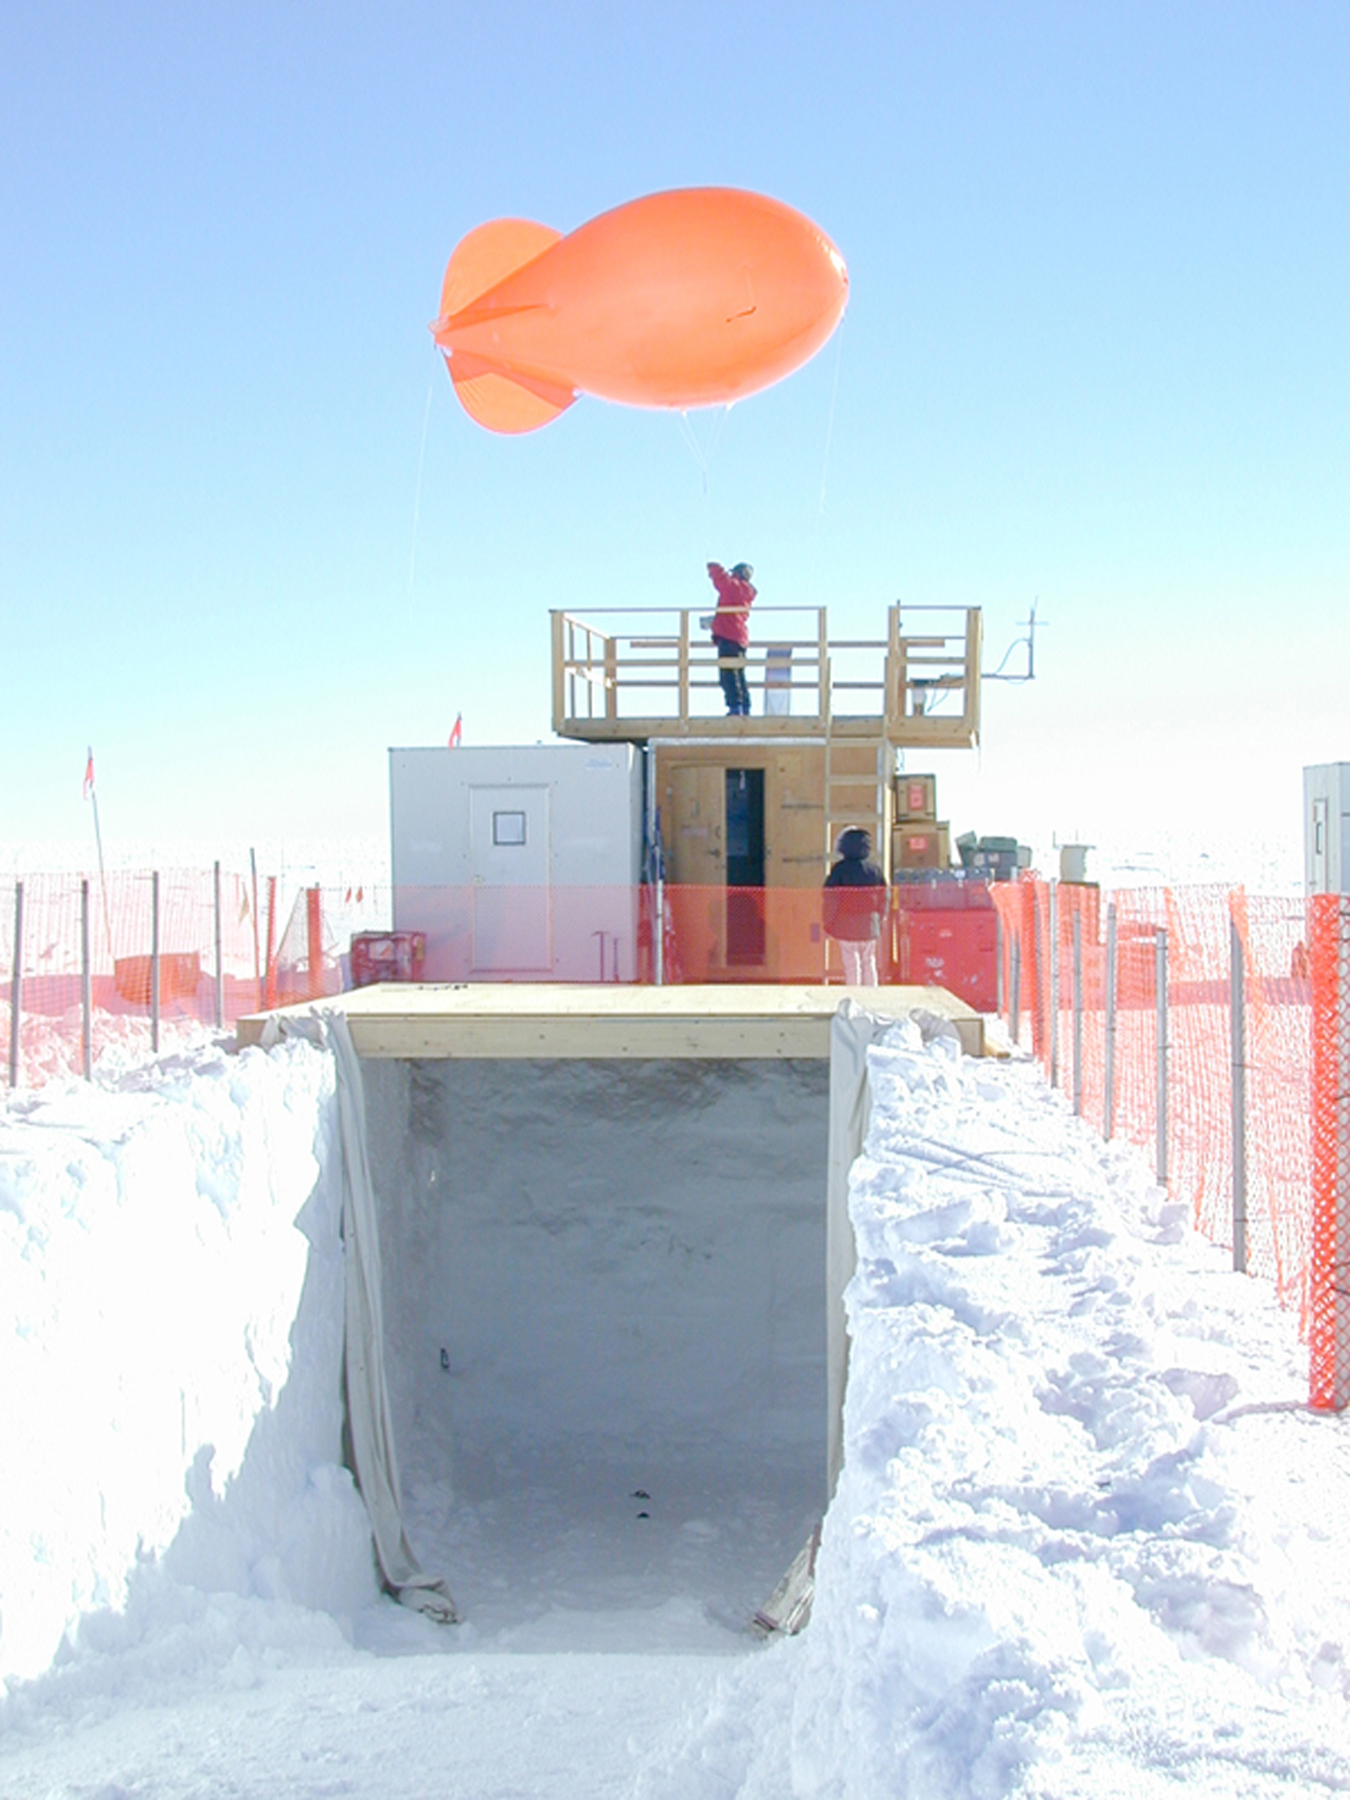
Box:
[469,785,551,973]
[1312,795,1330,893]
[767,748,828,979]
[666,764,725,885]
[665,763,725,974]
[767,749,826,887]
[725,768,766,966]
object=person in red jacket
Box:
[823,828,889,985]
[706,561,756,716]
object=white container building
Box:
[390,743,644,982]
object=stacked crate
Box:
[892,772,951,878]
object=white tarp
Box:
[260,1010,457,1622]
[827,1000,894,1496]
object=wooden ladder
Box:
[824,728,890,865]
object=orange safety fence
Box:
[1310,893,1350,1410]
[388,881,999,1003]
[5,873,1000,1082]
[993,877,1314,1329]
[8,862,1340,1403]
[1,870,391,1087]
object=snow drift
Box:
[5,1016,1350,1798]
[0,1036,377,1689]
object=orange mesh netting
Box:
[5,863,1325,1379]
[1,870,390,1086]
[1310,893,1350,1408]
[995,877,1313,1326]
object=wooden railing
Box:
[551,605,981,746]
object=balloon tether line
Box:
[674,404,731,496]
[816,324,844,519]
[407,370,436,594]
[805,324,846,601]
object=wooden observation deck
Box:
[551,604,982,749]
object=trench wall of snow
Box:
[0,1039,377,1687]
[362,1058,830,1489]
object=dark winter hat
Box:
[837,828,872,860]
[731,562,753,580]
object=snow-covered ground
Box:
[3,1020,1350,1796]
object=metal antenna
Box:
[984,598,1041,683]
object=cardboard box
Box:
[895,820,950,872]
[895,772,937,822]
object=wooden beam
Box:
[238,981,985,1059]
[551,610,566,736]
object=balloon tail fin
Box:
[445,352,576,435]
[436,218,562,322]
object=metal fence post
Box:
[1230,911,1248,1272]
[1072,905,1083,1116]
[250,848,263,1012]
[996,911,1004,1017]
[213,860,224,1028]
[1010,932,1021,1047]
[654,873,665,986]
[306,885,323,1000]
[81,878,92,1079]
[1051,878,1065,1087]
[8,881,23,1088]
[151,870,161,1055]
[1155,925,1169,1187]
[1104,900,1118,1139]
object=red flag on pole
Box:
[83,747,95,799]
[448,713,463,748]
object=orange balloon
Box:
[430,188,848,434]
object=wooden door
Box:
[665,762,726,974]
[766,748,826,887]
[765,748,828,980]
[666,763,724,884]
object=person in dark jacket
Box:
[823,827,888,985]
[706,561,756,716]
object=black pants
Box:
[713,636,750,715]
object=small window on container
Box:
[493,810,527,846]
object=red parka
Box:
[707,563,757,648]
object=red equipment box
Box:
[890,881,998,1011]
[350,931,426,988]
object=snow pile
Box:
[645,1020,1350,1796]
[0,1036,377,1692]
[3,1011,222,1092]
[5,1019,1350,1796]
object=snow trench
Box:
[362,1056,830,1647]
[6,1019,1350,1798]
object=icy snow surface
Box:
[4,1022,1350,1796]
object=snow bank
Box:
[6,1019,1350,1797]
[0,1036,378,1691]
[644,1019,1350,1797]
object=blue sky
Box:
[2,2,1346,882]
